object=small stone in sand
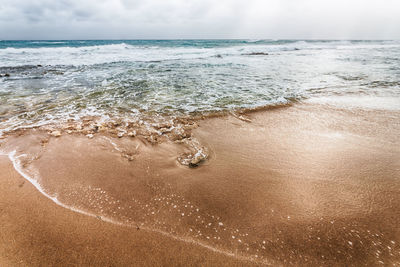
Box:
[125,155,134,161]
[189,152,206,167]
[50,130,61,137]
[86,134,94,139]
[127,131,136,137]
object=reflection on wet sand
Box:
[0,103,399,265]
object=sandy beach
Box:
[0,156,256,266]
[0,102,399,266]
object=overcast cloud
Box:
[0,0,399,39]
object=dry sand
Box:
[0,103,399,266]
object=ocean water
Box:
[0,39,400,135]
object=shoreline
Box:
[0,150,262,265]
[0,155,257,266]
[0,102,399,265]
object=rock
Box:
[183,122,198,130]
[124,154,135,161]
[237,115,252,122]
[50,130,61,137]
[4,73,10,77]
[37,64,43,67]
[190,156,202,166]
[243,52,269,56]
[170,133,184,141]
[86,134,94,139]
[147,135,158,144]
[189,152,207,168]
[189,162,199,168]
[230,111,252,122]
[127,130,136,137]
[98,125,107,132]
[159,127,172,134]
[117,132,124,138]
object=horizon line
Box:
[1,38,399,41]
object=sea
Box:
[0,39,400,135]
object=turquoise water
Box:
[0,40,399,134]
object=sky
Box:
[0,0,399,40]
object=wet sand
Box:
[0,155,258,266]
[0,102,399,266]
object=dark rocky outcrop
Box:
[243,52,269,56]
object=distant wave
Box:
[0,42,133,51]
[30,41,68,44]
[0,40,399,68]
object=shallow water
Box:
[1,40,400,136]
[1,103,399,265]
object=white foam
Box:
[306,96,400,111]
[0,44,222,67]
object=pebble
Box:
[127,131,136,137]
[50,130,61,137]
